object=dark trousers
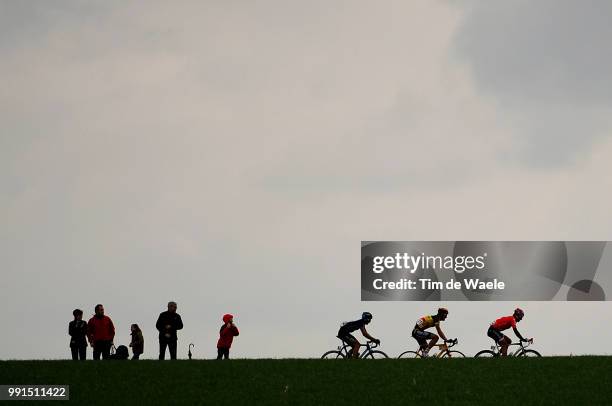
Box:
[71,345,86,360]
[93,340,112,360]
[217,347,230,360]
[159,339,177,360]
[132,353,141,360]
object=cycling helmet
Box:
[514,308,524,318]
[438,307,449,315]
[362,312,373,321]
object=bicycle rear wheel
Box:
[441,350,465,358]
[398,351,421,359]
[518,349,541,357]
[365,350,388,359]
[321,350,345,359]
[474,350,497,358]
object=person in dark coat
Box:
[68,309,88,360]
[155,301,183,360]
[130,324,144,360]
[217,313,239,360]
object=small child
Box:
[129,324,144,360]
[217,314,239,360]
[68,309,88,360]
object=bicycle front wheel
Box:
[474,350,497,358]
[518,349,541,357]
[398,351,421,359]
[365,350,388,359]
[442,350,465,358]
[321,350,345,359]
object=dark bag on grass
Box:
[109,345,129,360]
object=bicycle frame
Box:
[416,338,459,358]
[339,340,380,358]
[491,339,533,356]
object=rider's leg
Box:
[427,334,439,352]
[419,343,428,354]
[500,336,511,356]
[413,330,427,354]
[351,342,361,358]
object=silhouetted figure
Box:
[109,344,129,360]
[68,309,87,360]
[156,301,183,360]
[130,324,144,360]
[217,314,239,360]
[87,304,115,360]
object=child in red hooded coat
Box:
[217,314,239,360]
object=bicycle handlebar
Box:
[338,339,381,348]
[445,338,458,347]
[509,338,534,348]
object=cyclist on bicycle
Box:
[337,312,380,358]
[412,308,451,357]
[487,308,531,356]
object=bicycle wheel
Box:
[398,351,421,359]
[365,350,388,359]
[321,350,345,359]
[441,350,466,358]
[518,349,541,357]
[474,350,497,358]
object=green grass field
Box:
[1,357,610,405]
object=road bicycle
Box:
[397,338,465,358]
[321,340,389,359]
[475,338,541,357]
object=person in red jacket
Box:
[216,314,239,360]
[87,304,116,360]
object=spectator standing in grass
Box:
[68,309,88,360]
[129,324,144,360]
[156,301,183,360]
[217,314,239,360]
[87,304,115,360]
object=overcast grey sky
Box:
[1,0,612,359]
